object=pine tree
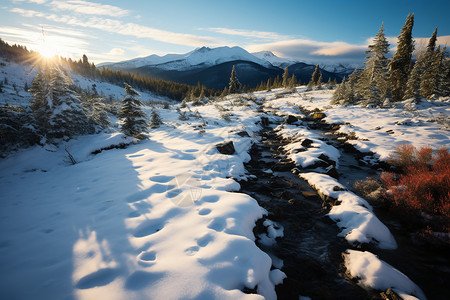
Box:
[434,47,450,96]
[420,28,440,98]
[29,65,50,133]
[309,64,321,86]
[119,83,148,139]
[389,13,415,101]
[404,27,438,99]
[47,65,89,139]
[282,67,289,88]
[150,108,163,128]
[317,73,323,89]
[362,23,391,103]
[228,65,241,94]
[288,74,297,88]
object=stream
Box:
[238,106,450,299]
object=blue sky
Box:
[1,0,449,64]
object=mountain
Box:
[252,51,297,68]
[101,46,272,71]
[100,46,346,89]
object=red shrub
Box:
[382,145,450,233]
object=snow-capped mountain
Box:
[252,50,297,68]
[101,46,273,71]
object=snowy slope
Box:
[252,51,297,68]
[102,46,274,71]
[0,97,286,300]
[0,58,170,107]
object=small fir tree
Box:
[309,64,321,86]
[119,83,148,139]
[150,108,163,128]
[282,67,289,88]
[228,65,242,94]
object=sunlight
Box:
[39,42,57,59]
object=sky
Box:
[1,0,449,65]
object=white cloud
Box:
[10,8,223,48]
[49,0,130,17]
[205,27,292,41]
[246,39,367,65]
[108,47,124,55]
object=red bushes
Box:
[381,145,450,233]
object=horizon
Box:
[1,0,450,65]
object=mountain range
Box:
[99,46,353,89]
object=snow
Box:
[0,98,286,299]
[266,89,450,160]
[2,56,446,299]
[344,250,426,300]
[299,172,397,249]
[252,51,297,68]
[275,124,341,168]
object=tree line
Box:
[333,14,450,106]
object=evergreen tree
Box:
[29,65,50,133]
[317,73,323,89]
[119,83,148,139]
[150,108,163,128]
[309,64,321,86]
[288,74,297,88]
[434,47,450,96]
[282,67,289,88]
[420,28,440,98]
[228,65,241,94]
[47,65,89,139]
[404,27,438,99]
[389,13,415,101]
[362,23,391,103]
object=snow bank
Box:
[344,250,426,300]
[276,124,340,168]
[299,172,397,249]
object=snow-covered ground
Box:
[2,74,446,299]
[262,88,450,160]
[0,98,286,299]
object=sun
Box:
[39,42,57,59]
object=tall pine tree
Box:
[404,27,438,99]
[389,13,415,101]
[119,83,148,139]
[362,22,391,104]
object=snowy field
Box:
[2,72,447,299]
[0,98,286,299]
[261,88,450,160]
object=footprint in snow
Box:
[133,222,164,238]
[196,233,213,247]
[149,175,175,183]
[75,268,119,289]
[184,246,199,256]
[198,208,211,216]
[207,218,226,232]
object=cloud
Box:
[0,25,89,58]
[49,0,130,17]
[10,8,223,48]
[108,47,124,55]
[246,39,367,65]
[205,27,292,41]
